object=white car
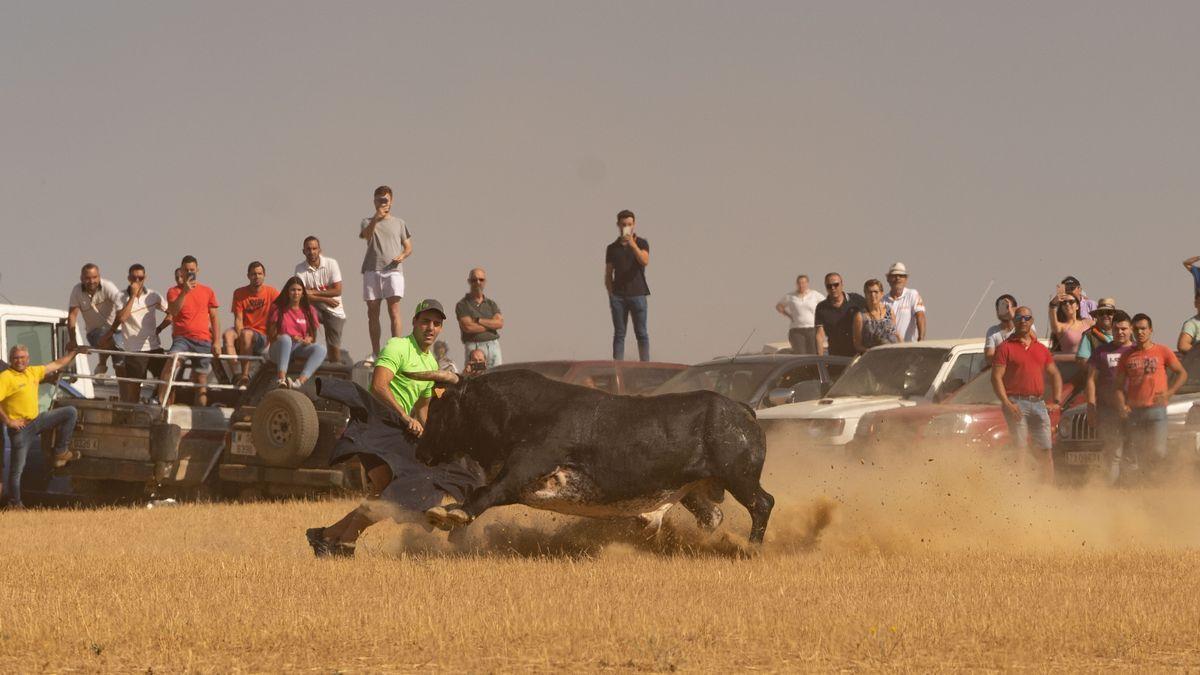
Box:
[756,339,988,447]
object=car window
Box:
[654,362,778,405]
[774,365,820,390]
[826,348,949,398]
[577,365,619,394]
[489,362,572,380]
[621,367,683,395]
[825,363,847,383]
[941,353,977,396]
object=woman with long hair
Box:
[853,278,901,353]
[1048,286,1093,354]
[267,276,328,388]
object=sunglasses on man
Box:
[1014,315,1034,323]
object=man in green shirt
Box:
[307,299,465,557]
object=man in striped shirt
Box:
[883,262,926,342]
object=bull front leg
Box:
[431,453,558,529]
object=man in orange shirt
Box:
[156,256,221,406]
[1114,313,1187,479]
[224,261,278,387]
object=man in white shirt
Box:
[67,263,123,375]
[296,235,347,364]
[775,274,825,354]
[112,264,170,402]
[883,262,927,342]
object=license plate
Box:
[230,431,256,457]
[69,436,98,452]
[1067,451,1101,466]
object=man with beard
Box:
[305,300,480,557]
[67,263,122,375]
[1114,314,1187,480]
[1086,311,1134,485]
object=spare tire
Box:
[251,389,319,467]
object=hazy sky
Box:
[3,2,1198,365]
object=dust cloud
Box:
[369,428,1200,559]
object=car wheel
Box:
[251,389,320,467]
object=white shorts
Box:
[363,270,405,301]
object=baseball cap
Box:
[887,262,908,276]
[1094,297,1117,313]
[1061,276,1081,288]
[412,298,446,320]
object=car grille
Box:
[1064,410,1097,442]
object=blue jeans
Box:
[1002,397,1052,450]
[1127,406,1168,468]
[5,407,78,505]
[609,294,650,361]
[269,336,327,381]
[463,340,502,368]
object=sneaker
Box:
[305,527,354,558]
[277,378,291,389]
[288,378,304,390]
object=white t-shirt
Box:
[116,288,168,352]
[883,287,926,342]
[985,322,1039,351]
[69,279,123,332]
[778,290,825,329]
[295,255,346,319]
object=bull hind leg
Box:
[681,490,724,533]
[720,469,774,544]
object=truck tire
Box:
[251,389,320,467]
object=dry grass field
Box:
[4,440,1200,672]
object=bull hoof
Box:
[424,506,454,531]
[446,507,472,526]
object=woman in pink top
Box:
[267,277,327,389]
[1048,289,1093,355]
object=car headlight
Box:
[808,419,846,437]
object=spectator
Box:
[224,261,278,388]
[814,273,862,358]
[1048,286,1093,355]
[1176,291,1200,359]
[605,209,651,361]
[456,267,504,367]
[267,277,327,390]
[1059,276,1097,319]
[157,256,220,406]
[1182,255,1200,294]
[112,264,170,403]
[883,262,926,342]
[305,299,477,557]
[67,263,122,375]
[360,185,412,360]
[991,305,1063,481]
[1085,310,1134,485]
[1076,298,1117,364]
[1114,314,1187,480]
[0,344,83,508]
[775,274,824,354]
[853,279,900,353]
[433,340,458,374]
[985,294,1039,364]
[463,349,487,378]
[295,236,346,364]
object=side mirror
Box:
[765,388,796,407]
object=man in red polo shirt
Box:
[991,305,1063,478]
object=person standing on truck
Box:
[156,256,221,406]
[775,274,824,355]
[360,185,412,361]
[112,264,171,403]
[605,209,651,361]
[0,344,84,508]
[224,261,278,388]
[294,235,346,364]
[305,299,481,557]
[456,267,504,367]
[883,262,926,343]
[991,305,1063,481]
[67,263,122,376]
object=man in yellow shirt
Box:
[0,344,82,508]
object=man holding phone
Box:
[360,185,412,360]
[604,209,650,361]
[158,255,220,406]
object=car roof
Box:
[870,338,985,350]
[692,354,853,366]
[490,360,686,369]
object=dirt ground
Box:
[3,439,1200,672]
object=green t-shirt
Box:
[375,335,437,413]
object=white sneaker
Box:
[289,378,304,390]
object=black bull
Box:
[418,370,775,543]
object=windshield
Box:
[654,362,778,404]
[950,360,1084,405]
[825,348,949,398]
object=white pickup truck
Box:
[756,339,989,448]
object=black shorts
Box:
[121,349,165,379]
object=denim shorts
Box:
[168,336,213,374]
[248,330,268,355]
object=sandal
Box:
[236,375,250,389]
[52,449,81,468]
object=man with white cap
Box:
[883,262,926,342]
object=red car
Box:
[487,360,687,395]
[850,355,1086,453]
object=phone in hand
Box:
[621,225,632,238]
[188,272,197,281]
